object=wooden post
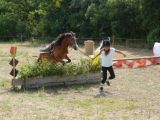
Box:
[9,46,18,88]
[84,40,95,55]
[125,39,128,48]
[112,35,115,47]
[21,34,23,43]
[12,55,16,88]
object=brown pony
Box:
[38,31,78,65]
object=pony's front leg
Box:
[65,55,71,63]
[56,59,65,66]
[53,55,66,65]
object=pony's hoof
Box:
[66,60,71,63]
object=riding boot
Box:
[106,80,110,86]
[99,83,104,94]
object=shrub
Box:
[19,58,101,79]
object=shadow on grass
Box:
[9,83,98,95]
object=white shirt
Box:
[100,47,116,67]
[153,42,160,56]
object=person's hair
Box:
[100,40,111,55]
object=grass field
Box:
[0,42,160,120]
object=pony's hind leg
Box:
[37,53,50,63]
[37,54,41,63]
[58,59,65,65]
[65,55,71,63]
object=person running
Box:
[93,39,126,94]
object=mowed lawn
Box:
[0,42,160,120]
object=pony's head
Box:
[64,31,78,50]
[55,31,78,50]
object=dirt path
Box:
[0,42,160,120]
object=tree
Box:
[141,0,160,44]
[108,0,143,38]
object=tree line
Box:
[0,0,160,44]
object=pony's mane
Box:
[54,33,66,46]
[49,32,73,50]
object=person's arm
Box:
[91,48,104,60]
[115,49,126,57]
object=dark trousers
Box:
[101,66,115,84]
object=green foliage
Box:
[0,0,160,42]
[141,0,160,31]
[85,1,111,37]
[19,58,101,79]
[109,0,143,38]
[0,13,17,36]
[147,28,160,48]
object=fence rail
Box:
[0,35,152,48]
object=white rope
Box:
[77,47,91,58]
